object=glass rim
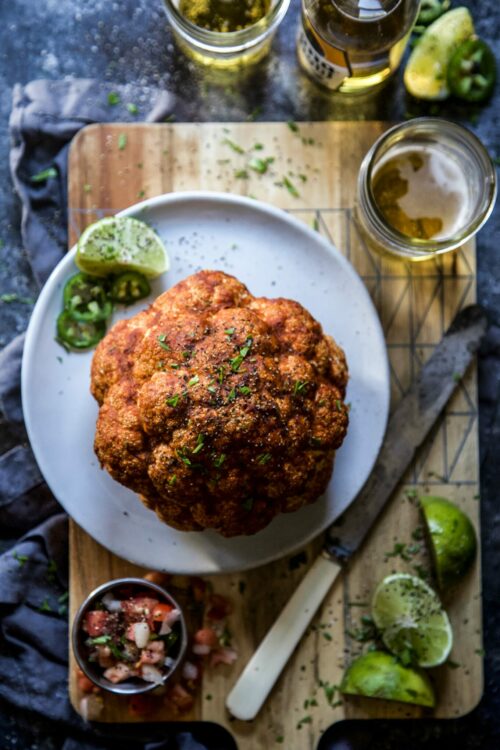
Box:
[162,0,291,53]
[359,117,497,254]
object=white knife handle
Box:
[226,553,342,721]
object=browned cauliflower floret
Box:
[91,270,349,537]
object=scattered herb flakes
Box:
[297,715,312,729]
[335,399,342,410]
[447,660,461,669]
[238,580,246,595]
[30,167,57,183]
[168,475,177,486]
[183,350,192,360]
[319,680,340,705]
[346,621,377,643]
[1,293,34,304]
[219,625,232,647]
[475,648,485,656]
[282,176,300,198]
[275,737,284,744]
[137,190,146,198]
[188,374,200,388]
[249,156,274,174]
[178,451,192,467]
[288,550,308,570]
[235,169,249,179]
[227,387,237,403]
[223,138,245,154]
[205,694,213,701]
[293,380,308,396]
[246,106,262,121]
[118,133,127,150]
[46,559,58,583]
[242,498,254,511]
[39,598,52,613]
[453,371,462,383]
[230,339,252,372]
[107,91,120,106]
[347,600,368,608]
[83,183,92,193]
[323,632,333,641]
[225,327,236,336]
[207,384,217,394]
[58,591,69,604]
[253,142,264,151]
[406,542,421,555]
[13,551,28,566]
[257,453,272,465]
[287,120,299,133]
[411,526,424,541]
[385,542,411,562]
[313,217,320,231]
[413,564,430,581]
[217,366,225,383]
[127,102,139,115]
[192,433,205,455]
[157,333,171,350]
[56,356,63,364]
[170,362,180,370]
[213,453,226,468]
[239,385,251,395]
[166,394,180,408]
[58,604,68,617]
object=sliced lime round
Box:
[404,7,475,100]
[76,216,169,278]
[340,651,435,707]
[372,574,453,668]
[420,496,477,589]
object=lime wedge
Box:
[404,7,475,100]
[340,651,435,707]
[76,216,169,278]
[372,574,453,668]
[421,496,477,589]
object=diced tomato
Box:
[206,594,232,621]
[103,662,137,684]
[152,603,174,622]
[125,623,136,641]
[128,693,157,717]
[167,683,194,711]
[77,674,96,694]
[193,627,219,650]
[84,610,110,636]
[121,596,159,626]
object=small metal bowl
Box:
[72,577,188,695]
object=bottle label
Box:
[298,23,351,90]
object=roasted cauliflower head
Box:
[91,270,349,537]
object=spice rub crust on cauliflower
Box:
[91,270,349,537]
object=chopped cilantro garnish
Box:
[182,350,191,360]
[282,176,300,198]
[225,327,235,336]
[39,598,52,613]
[83,183,92,193]
[30,167,58,183]
[230,338,253,372]
[188,374,200,387]
[235,169,249,179]
[118,133,127,150]
[227,387,236,402]
[293,380,308,396]
[253,142,264,150]
[207,384,217,394]
[453,372,462,383]
[166,394,180,407]
[275,736,284,743]
[320,680,339,705]
[239,386,251,395]
[127,102,139,114]
[213,453,226,468]
[323,631,333,641]
[58,591,69,604]
[170,362,180,369]
[168,475,177,486]
[287,120,299,133]
[217,366,225,383]
[257,453,271,465]
[335,399,342,410]
[313,217,320,231]
[178,451,192,467]
[0,293,34,304]
[107,91,120,105]
[222,138,245,154]
[192,433,205,454]
[157,334,170,350]
[89,634,111,645]
[249,157,274,174]
[13,551,28,566]
[297,716,312,729]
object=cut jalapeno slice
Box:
[110,271,151,305]
[448,39,496,103]
[63,273,112,322]
[56,311,106,349]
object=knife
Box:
[226,304,487,721]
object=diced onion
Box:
[182,661,198,681]
[101,592,122,613]
[192,643,211,656]
[141,664,164,684]
[165,608,181,626]
[133,621,150,649]
[165,656,176,669]
[159,619,172,636]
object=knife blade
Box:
[226,304,487,721]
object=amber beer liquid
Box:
[298,0,421,93]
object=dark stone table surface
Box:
[0,0,499,747]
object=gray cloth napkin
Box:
[0,79,233,750]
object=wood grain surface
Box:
[67,123,483,747]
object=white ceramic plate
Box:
[22,192,389,574]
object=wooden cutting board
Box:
[67,123,483,746]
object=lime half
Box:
[404,7,475,100]
[76,216,169,278]
[340,651,435,707]
[372,574,453,668]
[421,496,477,589]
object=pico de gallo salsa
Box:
[81,587,183,685]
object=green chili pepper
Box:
[57,310,106,349]
[448,39,496,103]
[110,271,151,305]
[63,273,112,322]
